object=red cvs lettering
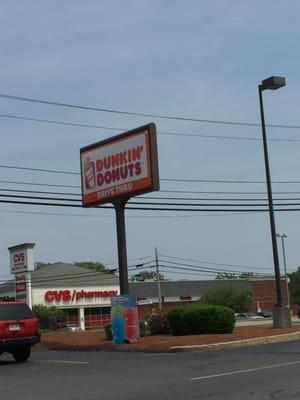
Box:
[45,290,71,303]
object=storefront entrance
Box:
[62,307,111,329]
[84,307,111,329]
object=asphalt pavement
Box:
[2,342,300,399]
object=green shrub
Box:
[199,286,251,313]
[167,304,235,335]
[32,304,64,330]
[139,320,147,337]
[146,312,169,335]
[104,322,113,340]
[167,307,185,335]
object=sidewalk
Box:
[39,321,300,353]
[236,316,300,327]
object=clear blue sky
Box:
[0,1,300,281]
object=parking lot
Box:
[2,341,300,399]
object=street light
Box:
[276,233,290,307]
[258,76,291,328]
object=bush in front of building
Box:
[146,311,169,335]
[167,304,235,335]
[32,304,64,330]
[167,307,186,335]
[199,285,252,313]
[139,320,147,337]
[104,322,113,340]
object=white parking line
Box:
[190,360,300,381]
[36,360,88,365]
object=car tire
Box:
[12,347,31,363]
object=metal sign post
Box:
[114,198,130,295]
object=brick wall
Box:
[250,279,288,312]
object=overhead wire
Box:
[160,254,274,271]
[3,187,300,202]
[4,192,300,207]
[2,192,300,211]
[157,258,273,274]
[1,112,300,142]
[129,263,272,277]
[1,164,300,184]
[1,93,300,129]
[1,198,300,212]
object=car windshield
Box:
[0,303,33,320]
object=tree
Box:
[199,285,252,313]
[32,304,64,330]
[215,272,237,280]
[35,261,115,274]
[215,272,255,280]
[73,261,115,274]
[130,271,165,282]
[288,267,300,304]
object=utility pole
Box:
[155,247,162,310]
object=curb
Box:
[38,345,173,353]
[170,332,300,352]
[38,332,300,353]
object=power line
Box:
[3,193,300,209]
[160,254,273,271]
[157,259,272,275]
[1,198,300,212]
[163,178,300,184]
[3,186,300,198]
[1,112,300,142]
[0,208,194,219]
[159,268,222,277]
[0,208,262,219]
[1,93,300,129]
[159,267,273,278]
[1,164,300,184]
[4,187,300,202]
[0,165,78,175]
[161,189,300,195]
[137,263,270,277]
[0,188,80,197]
[0,180,79,189]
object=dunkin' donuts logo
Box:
[84,145,144,191]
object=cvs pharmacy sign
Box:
[45,289,118,303]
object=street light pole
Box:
[258,84,282,307]
[277,233,290,307]
[258,76,291,328]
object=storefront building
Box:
[0,262,120,330]
[0,262,290,329]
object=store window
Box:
[85,307,101,316]
[84,307,111,328]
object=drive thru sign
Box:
[80,123,159,206]
[80,123,159,295]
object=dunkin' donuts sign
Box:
[80,123,159,206]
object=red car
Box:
[0,301,40,362]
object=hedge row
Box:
[105,304,235,339]
[167,304,235,335]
